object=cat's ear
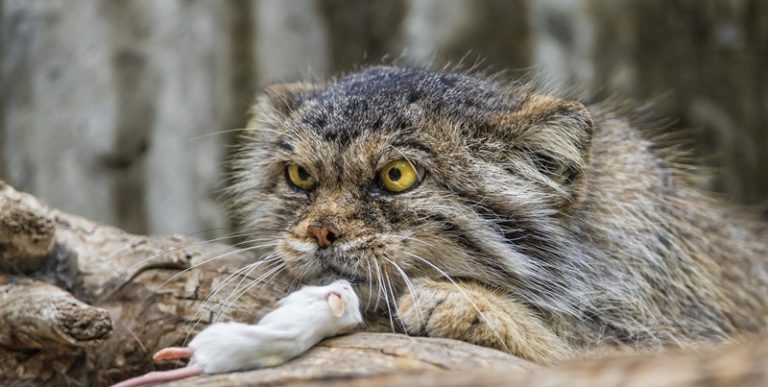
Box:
[495,95,593,205]
[263,82,318,116]
[327,292,347,318]
[248,82,318,123]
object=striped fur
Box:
[228,66,768,362]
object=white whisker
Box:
[382,267,407,333]
[382,256,424,328]
[157,242,279,290]
[374,261,396,332]
[111,232,266,282]
[216,262,287,322]
[184,254,281,340]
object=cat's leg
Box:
[397,279,570,363]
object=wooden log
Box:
[0,276,111,349]
[0,180,56,272]
[0,179,288,385]
[1,180,766,387]
[0,180,532,386]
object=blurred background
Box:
[1,0,766,239]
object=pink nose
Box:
[306,223,341,248]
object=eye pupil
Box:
[388,167,401,181]
[297,167,311,181]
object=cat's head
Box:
[230,66,593,310]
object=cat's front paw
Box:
[396,279,472,337]
[397,279,569,363]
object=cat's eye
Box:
[378,160,420,193]
[286,164,317,191]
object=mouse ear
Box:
[327,292,347,318]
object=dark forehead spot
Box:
[324,127,355,146]
[343,98,368,115]
[407,91,421,104]
[323,131,338,142]
[372,117,383,130]
[303,112,328,129]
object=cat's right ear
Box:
[491,94,594,212]
[246,82,318,129]
[262,82,318,116]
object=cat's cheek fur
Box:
[397,278,570,364]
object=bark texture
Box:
[0,179,533,386]
[0,178,289,385]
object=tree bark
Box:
[1,179,767,387]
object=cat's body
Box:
[230,66,768,362]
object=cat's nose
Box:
[306,222,341,248]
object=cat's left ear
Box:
[495,95,593,207]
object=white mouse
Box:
[113,280,363,387]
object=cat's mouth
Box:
[311,247,365,282]
[320,261,362,283]
[281,236,377,284]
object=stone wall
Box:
[1,0,766,237]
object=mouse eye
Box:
[286,164,317,191]
[378,160,421,193]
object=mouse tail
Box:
[110,364,203,387]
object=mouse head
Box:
[325,280,363,328]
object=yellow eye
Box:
[286,164,317,190]
[379,160,420,193]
